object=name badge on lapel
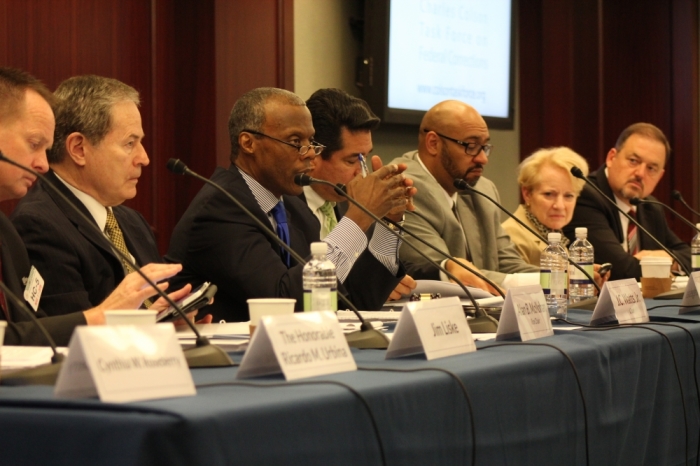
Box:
[23,266,44,312]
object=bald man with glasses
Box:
[390,100,538,293]
[564,122,690,280]
[167,87,415,322]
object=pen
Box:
[358,153,369,178]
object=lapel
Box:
[0,212,31,320]
[43,171,123,267]
[594,166,625,242]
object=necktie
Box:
[105,209,152,307]
[270,201,291,267]
[318,201,337,237]
[627,208,639,255]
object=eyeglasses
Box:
[242,129,325,156]
[423,129,492,157]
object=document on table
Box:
[1,346,68,370]
[176,323,250,350]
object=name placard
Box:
[54,325,195,403]
[386,296,475,360]
[591,278,648,325]
[680,272,700,313]
[496,285,553,341]
[236,311,356,380]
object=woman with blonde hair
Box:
[503,147,589,265]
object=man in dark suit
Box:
[564,123,690,280]
[167,87,415,322]
[12,75,196,318]
[0,68,185,345]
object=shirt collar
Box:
[605,167,634,213]
[237,166,282,214]
[53,172,109,230]
[303,185,333,212]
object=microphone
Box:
[294,174,497,319]
[167,159,390,349]
[0,281,65,385]
[295,174,503,298]
[570,166,691,276]
[672,190,700,218]
[0,152,234,368]
[630,197,700,233]
[453,178,601,298]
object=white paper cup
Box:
[247,298,296,335]
[104,310,158,325]
[0,320,6,346]
[640,257,673,278]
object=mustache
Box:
[465,164,484,175]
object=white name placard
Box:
[680,272,700,313]
[386,296,475,360]
[591,278,648,325]
[54,325,195,403]
[496,285,553,341]
[237,311,356,381]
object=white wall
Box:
[294,0,522,212]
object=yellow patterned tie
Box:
[104,208,152,307]
[318,201,337,236]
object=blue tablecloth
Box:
[0,303,698,465]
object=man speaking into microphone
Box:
[564,123,690,280]
[166,87,414,322]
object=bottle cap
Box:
[547,232,561,242]
[696,223,700,229]
[575,227,587,237]
[311,242,327,255]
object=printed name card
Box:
[385,296,475,360]
[591,278,648,325]
[54,325,195,403]
[237,311,356,380]
[496,285,553,341]
[680,272,700,313]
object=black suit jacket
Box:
[0,212,85,346]
[11,170,161,316]
[166,165,403,322]
[564,166,691,280]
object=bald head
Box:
[418,100,490,194]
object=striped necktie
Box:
[627,208,639,255]
[318,201,338,237]
[270,201,291,267]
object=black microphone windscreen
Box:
[630,197,643,206]
[166,158,188,175]
[570,166,585,178]
[672,189,683,201]
[335,183,347,193]
[453,179,469,191]
[293,173,312,186]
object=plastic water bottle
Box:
[303,242,337,311]
[569,227,595,303]
[692,223,700,273]
[540,232,568,319]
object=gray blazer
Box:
[392,151,538,285]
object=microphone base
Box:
[570,297,598,311]
[184,344,236,368]
[653,288,685,300]
[344,328,390,349]
[1,362,62,386]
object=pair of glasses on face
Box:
[423,129,493,157]
[242,129,325,156]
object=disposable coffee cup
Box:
[104,310,158,325]
[247,298,296,336]
[640,257,673,298]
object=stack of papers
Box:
[1,346,67,371]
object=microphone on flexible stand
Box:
[570,166,691,277]
[0,281,65,385]
[453,178,601,311]
[0,152,234,368]
[630,197,700,233]
[167,159,390,349]
[672,190,700,218]
[294,173,501,329]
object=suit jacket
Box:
[166,165,403,322]
[299,190,440,281]
[502,205,545,266]
[0,212,85,346]
[11,170,161,316]
[563,166,691,280]
[391,151,538,285]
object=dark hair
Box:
[0,67,55,123]
[48,75,140,164]
[228,87,305,162]
[615,122,671,162]
[306,88,380,160]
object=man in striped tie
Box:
[565,123,690,280]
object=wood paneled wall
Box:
[0,0,294,254]
[520,0,699,241]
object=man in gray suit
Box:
[391,100,538,291]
